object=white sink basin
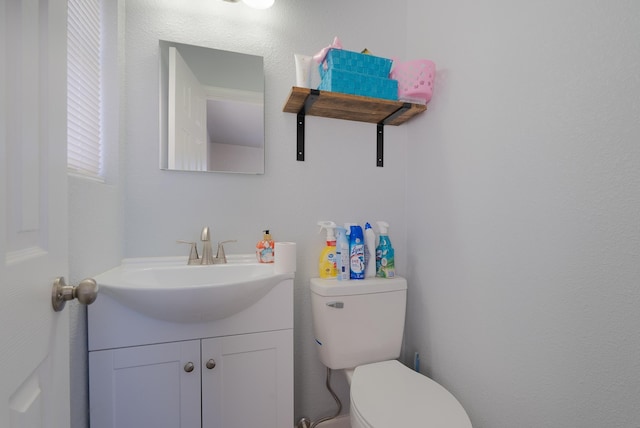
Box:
[93,255,294,323]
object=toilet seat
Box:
[350,360,472,428]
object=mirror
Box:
[159,41,264,174]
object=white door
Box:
[0,1,70,427]
[168,46,208,171]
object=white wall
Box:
[124,0,408,422]
[71,1,640,427]
[68,1,125,427]
[405,1,640,427]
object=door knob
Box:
[206,359,216,370]
[184,362,195,373]
[51,276,99,312]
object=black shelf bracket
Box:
[296,89,320,161]
[295,91,412,167]
[376,124,385,167]
[377,103,412,167]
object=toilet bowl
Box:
[310,277,472,428]
[348,360,471,428]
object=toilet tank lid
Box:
[310,277,407,297]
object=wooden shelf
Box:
[282,86,426,126]
[282,87,427,166]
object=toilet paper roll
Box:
[275,242,296,274]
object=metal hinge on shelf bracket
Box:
[377,102,412,167]
[296,89,320,161]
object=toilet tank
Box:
[310,277,407,370]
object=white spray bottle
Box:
[335,226,350,281]
[364,222,377,278]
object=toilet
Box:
[310,277,472,428]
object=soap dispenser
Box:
[256,229,275,263]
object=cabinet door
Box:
[89,340,201,428]
[202,330,293,428]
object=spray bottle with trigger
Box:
[364,222,377,278]
[317,221,337,278]
[376,221,395,278]
[335,226,350,281]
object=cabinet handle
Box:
[206,359,216,370]
[184,362,195,373]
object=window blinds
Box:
[67,0,103,179]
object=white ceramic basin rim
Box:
[93,256,294,323]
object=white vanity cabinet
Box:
[89,330,292,428]
[89,340,201,428]
[201,330,293,428]
[88,272,294,428]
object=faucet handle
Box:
[177,240,200,265]
[201,226,211,242]
[215,240,237,263]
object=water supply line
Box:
[296,367,343,428]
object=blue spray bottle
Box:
[346,223,365,280]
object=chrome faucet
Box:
[200,226,215,265]
[176,240,200,265]
[178,227,236,265]
[215,239,237,264]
